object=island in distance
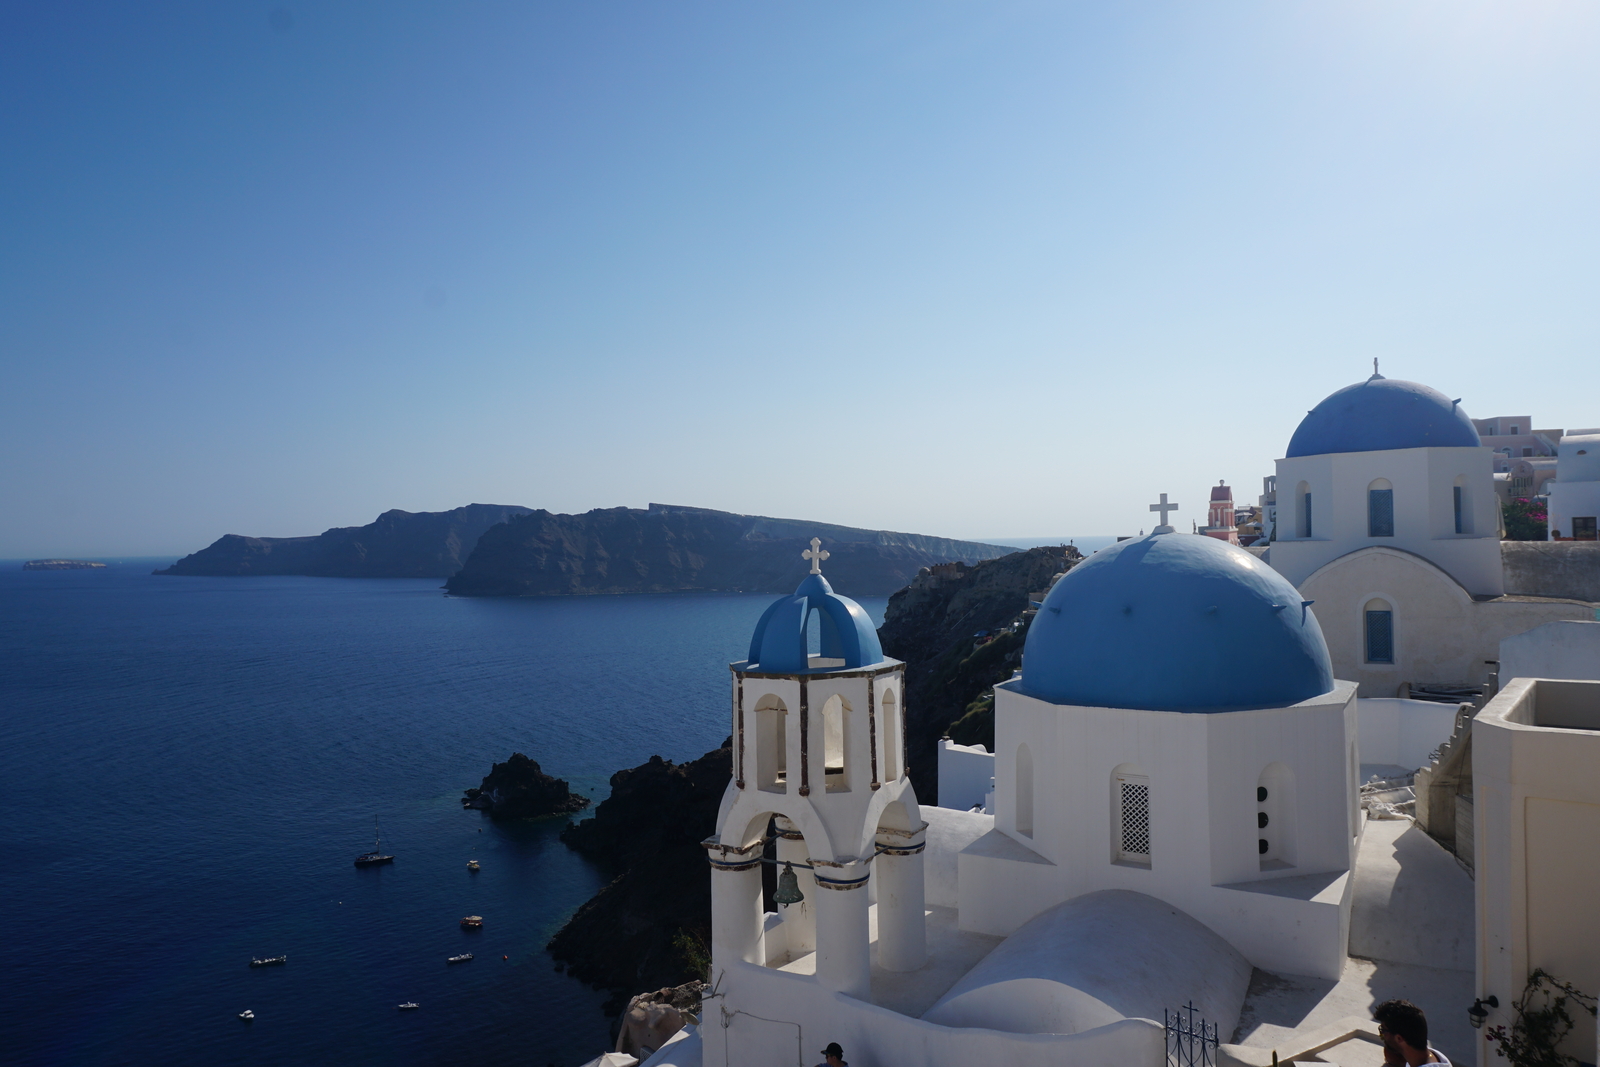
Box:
[23,559,108,570]
[158,502,1009,595]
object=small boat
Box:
[249,956,287,968]
[447,953,473,964]
[466,859,480,871]
[398,1002,420,1011]
[354,817,394,867]
[459,915,483,929]
[238,1010,255,1021]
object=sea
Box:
[0,560,885,1067]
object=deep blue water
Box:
[0,561,884,1067]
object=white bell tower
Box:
[705,540,926,1013]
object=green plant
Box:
[1503,498,1548,541]
[1485,969,1598,1067]
[671,928,711,982]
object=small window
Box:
[1575,517,1598,541]
[1522,447,1533,457]
[1365,607,1394,664]
[1511,425,1520,435]
[1368,487,1394,538]
[1453,485,1463,535]
[1114,772,1151,863]
[1015,743,1034,838]
[1302,491,1313,538]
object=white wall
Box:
[937,738,996,812]
[922,806,993,908]
[1296,546,1590,695]
[1272,445,1503,596]
[1357,697,1464,771]
[963,680,1359,979]
[1473,678,1600,1067]
[1500,620,1600,682]
[704,959,1164,1067]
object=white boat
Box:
[398,1002,420,1011]
[447,953,473,964]
[466,859,480,871]
[238,1010,254,1021]
[249,956,287,967]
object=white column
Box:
[775,822,815,955]
[811,862,871,998]
[710,856,764,972]
[875,838,927,972]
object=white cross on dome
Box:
[802,537,830,575]
[1148,493,1179,533]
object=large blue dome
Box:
[746,573,883,673]
[1286,376,1480,458]
[1021,534,1334,712]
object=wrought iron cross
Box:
[802,537,830,574]
[1149,493,1179,527]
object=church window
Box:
[1367,481,1394,538]
[1112,768,1150,865]
[881,688,900,781]
[1364,600,1394,664]
[1015,743,1034,838]
[1257,763,1296,870]
[1295,482,1312,538]
[1453,486,1463,534]
[753,694,788,793]
[821,695,849,792]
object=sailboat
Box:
[354,817,394,867]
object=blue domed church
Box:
[700,532,1361,1067]
[1268,370,1590,696]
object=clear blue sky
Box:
[4,2,1598,557]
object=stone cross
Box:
[803,537,830,575]
[1373,357,1380,376]
[1149,493,1179,527]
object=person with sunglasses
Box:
[1374,999,1450,1066]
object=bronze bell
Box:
[773,861,805,908]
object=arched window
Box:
[880,688,900,782]
[753,694,788,793]
[822,695,849,792]
[1257,762,1297,870]
[1453,475,1471,535]
[1112,764,1151,866]
[1015,743,1034,838]
[1295,481,1312,538]
[1367,479,1394,538]
[1364,598,1394,664]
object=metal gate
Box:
[1165,1002,1219,1067]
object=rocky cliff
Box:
[547,741,732,1010]
[445,503,1010,597]
[878,544,1082,801]
[155,504,534,578]
[462,753,590,820]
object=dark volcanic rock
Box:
[155,503,534,578]
[445,503,1009,597]
[548,741,732,1008]
[463,753,590,820]
[878,545,1082,801]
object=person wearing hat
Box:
[816,1041,847,1067]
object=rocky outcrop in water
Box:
[877,544,1082,801]
[462,753,590,820]
[445,503,1009,597]
[155,504,534,578]
[547,741,732,1010]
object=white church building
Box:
[624,376,1600,1067]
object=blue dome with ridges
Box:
[747,573,883,673]
[1021,534,1334,712]
[1286,376,1480,457]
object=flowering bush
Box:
[1503,498,1548,541]
[1485,969,1597,1067]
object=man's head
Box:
[1374,999,1429,1057]
[821,1042,845,1065]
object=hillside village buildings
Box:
[614,372,1599,1067]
